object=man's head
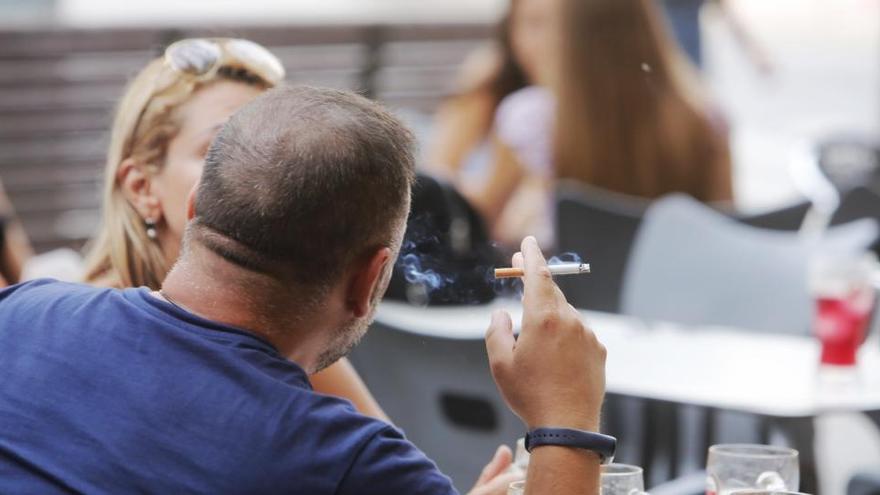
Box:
[181,85,415,370]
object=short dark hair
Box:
[191,85,416,290]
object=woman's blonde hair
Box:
[553,0,732,202]
[83,58,270,289]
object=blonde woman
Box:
[83,38,387,420]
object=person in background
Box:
[81,38,386,420]
[0,85,608,494]
[0,179,33,286]
[426,0,550,181]
[466,0,734,249]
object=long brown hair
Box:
[553,0,732,202]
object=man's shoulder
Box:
[0,279,109,306]
[0,279,131,331]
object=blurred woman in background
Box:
[82,38,387,420]
[466,0,733,248]
[426,0,552,180]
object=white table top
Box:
[375,299,880,418]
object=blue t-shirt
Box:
[0,280,457,495]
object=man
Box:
[0,86,607,494]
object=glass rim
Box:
[600,463,644,476]
[508,480,526,488]
[728,491,809,495]
[709,443,798,459]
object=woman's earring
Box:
[145,218,158,240]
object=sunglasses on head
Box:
[163,38,285,84]
[126,38,285,157]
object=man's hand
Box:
[468,445,523,495]
[485,236,606,431]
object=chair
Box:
[348,308,523,492]
[849,471,880,495]
[555,182,813,313]
[834,186,880,228]
[737,201,810,231]
[622,194,878,335]
[555,181,650,312]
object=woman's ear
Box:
[117,157,162,222]
[185,184,198,221]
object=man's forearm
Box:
[524,446,601,495]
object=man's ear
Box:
[185,184,198,221]
[117,157,161,222]
[347,247,392,318]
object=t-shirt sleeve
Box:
[336,425,460,495]
[494,86,556,177]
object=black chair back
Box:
[555,181,649,312]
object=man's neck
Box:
[159,245,328,373]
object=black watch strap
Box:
[524,427,617,464]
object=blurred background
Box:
[1,0,878,253]
[1,1,880,494]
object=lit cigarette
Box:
[494,262,591,279]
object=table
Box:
[375,299,880,493]
[376,299,880,416]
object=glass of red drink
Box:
[809,252,877,367]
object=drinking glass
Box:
[601,464,648,495]
[728,491,810,495]
[808,252,876,367]
[507,463,647,494]
[706,444,799,495]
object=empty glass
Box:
[507,463,647,494]
[706,444,799,495]
[728,491,810,495]
[602,464,648,495]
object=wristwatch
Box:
[524,427,617,464]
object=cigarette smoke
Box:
[548,252,583,265]
[394,212,584,305]
[399,242,456,291]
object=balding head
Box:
[188,85,415,295]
